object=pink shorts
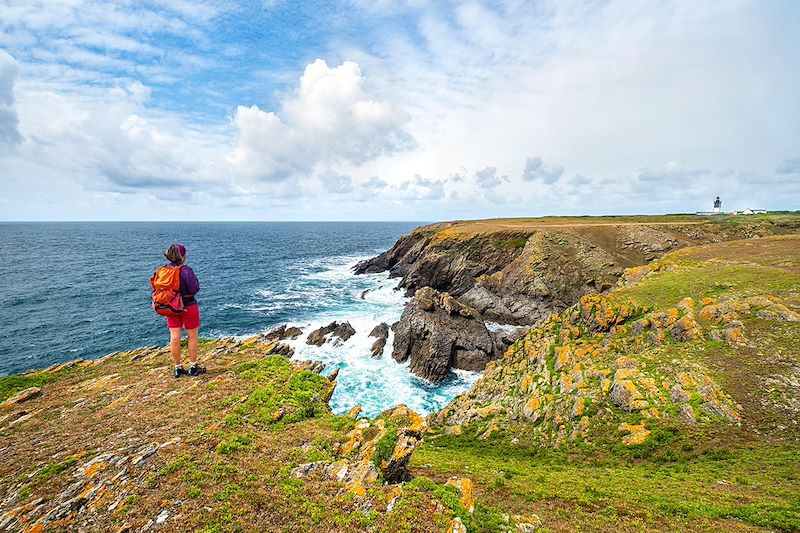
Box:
[166,304,201,330]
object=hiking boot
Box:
[188,364,206,376]
[174,366,187,378]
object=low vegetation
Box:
[1,229,799,531]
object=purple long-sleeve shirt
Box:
[169,262,200,306]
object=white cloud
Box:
[230,59,414,182]
[475,166,508,189]
[9,78,230,194]
[397,174,445,200]
[2,1,800,219]
[521,157,564,184]
[636,161,708,183]
[0,50,22,151]
[319,168,354,194]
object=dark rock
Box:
[264,342,294,358]
[306,324,333,346]
[262,325,303,341]
[306,321,356,346]
[368,323,390,357]
[391,287,507,381]
[353,220,774,326]
[332,322,356,343]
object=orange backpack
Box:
[150,265,185,316]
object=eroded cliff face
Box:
[355,216,800,325]
[391,287,520,381]
[430,235,800,450]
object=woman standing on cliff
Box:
[162,244,205,378]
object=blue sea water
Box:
[0,222,480,417]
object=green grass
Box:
[17,456,80,498]
[228,356,331,428]
[0,363,89,402]
[616,262,800,310]
[413,433,800,531]
[372,424,397,472]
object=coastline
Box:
[2,216,800,532]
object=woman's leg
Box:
[187,327,199,364]
[169,327,183,365]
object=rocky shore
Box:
[354,215,800,325]
[349,215,800,383]
[2,215,800,532]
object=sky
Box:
[0,0,798,221]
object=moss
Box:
[0,363,90,402]
[415,430,800,531]
[372,424,397,472]
[17,455,80,499]
[216,432,255,455]
[405,476,509,532]
[231,356,330,428]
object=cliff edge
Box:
[355,214,800,325]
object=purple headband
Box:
[176,244,186,257]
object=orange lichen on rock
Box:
[446,477,475,513]
[619,422,651,446]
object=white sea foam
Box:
[262,257,482,418]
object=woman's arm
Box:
[183,266,200,295]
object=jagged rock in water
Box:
[368,322,390,357]
[332,322,356,343]
[262,324,303,342]
[293,360,326,374]
[306,321,356,346]
[392,287,510,381]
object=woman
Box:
[163,243,205,378]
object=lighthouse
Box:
[713,196,721,213]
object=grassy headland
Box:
[1,216,799,532]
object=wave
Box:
[240,254,480,418]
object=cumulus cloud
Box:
[0,50,22,151]
[319,168,353,193]
[398,174,445,200]
[13,83,230,193]
[521,156,564,184]
[230,59,414,181]
[362,175,387,190]
[475,166,508,189]
[570,174,591,187]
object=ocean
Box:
[0,222,480,418]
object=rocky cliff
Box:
[412,235,800,531]
[391,287,520,381]
[2,216,800,532]
[432,235,800,444]
[355,214,800,325]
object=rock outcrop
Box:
[261,324,303,341]
[306,321,356,346]
[433,291,748,447]
[292,404,427,493]
[368,322,390,357]
[392,288,516,381]
[354,216,800,325]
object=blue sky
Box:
[0,0,799,220]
